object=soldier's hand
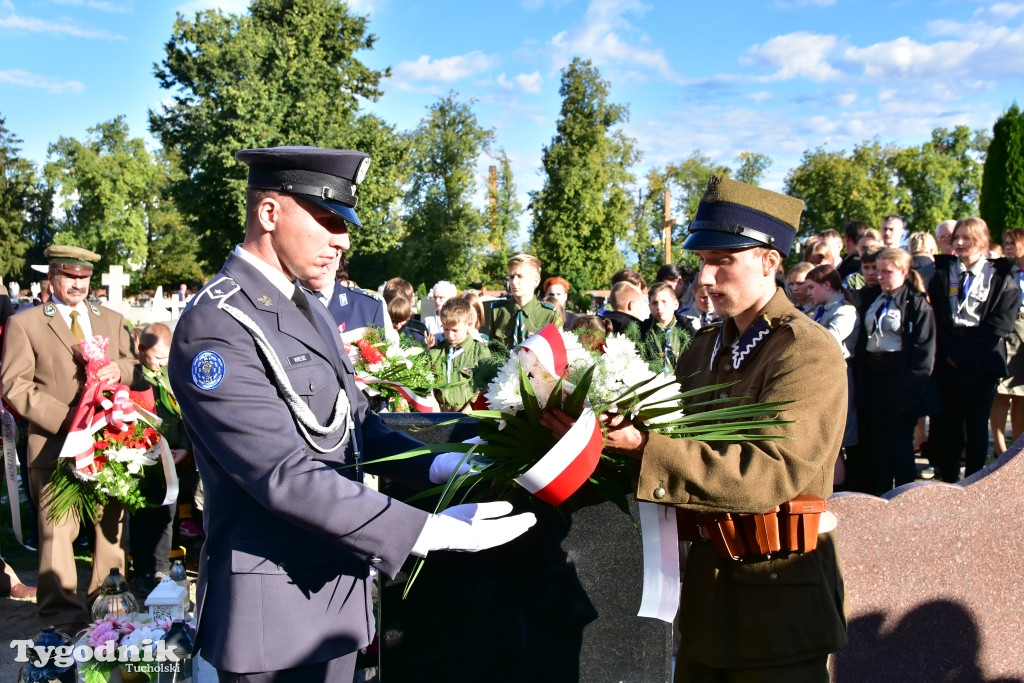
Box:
[411,501,537,556]
[94,361,120,383]
[600,412,648,460]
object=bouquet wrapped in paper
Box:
[371,324,790,601]
[349,326,442,413]
[47,335,177,524]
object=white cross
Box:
[100,265,131,306]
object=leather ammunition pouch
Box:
[691,495,827,561]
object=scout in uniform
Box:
[489,253,560,348]
[167,146,534,682]
[1,245,138,631]
[542,176,848,682]
[426,297,491,411]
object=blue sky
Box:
[2,0,1023,228]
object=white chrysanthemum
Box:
[590,335,657,406]
[111,446,158,475]
[121,625,165,652]
[562,330,598,373]
[484,354,523,413]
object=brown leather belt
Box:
[685,495,827,561]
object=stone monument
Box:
[829,439,1024,682]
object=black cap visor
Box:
[682,229,766,253]
[297,194,362,227]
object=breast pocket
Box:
[284,357,333,410]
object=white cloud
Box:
[49,0,132,12]
[743,32,843,82]
[0,69,84,93]
[837,91,857,107]
[391,51,496,84]
[548,0,681,83]
[0,12,124,38]
[515,71,542,93]
[747,91,773,102]
[843,36,970,79]
[174,0,249,15]
[984,3,1024,20]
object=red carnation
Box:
[142,427,160,446]
[356,339,384,365]
[93,440,109,451]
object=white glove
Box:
[428,436,486,484]
[410,501,537,557]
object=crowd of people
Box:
[0,142,1019,681]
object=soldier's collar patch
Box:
[199,276,241,306]
[90,304,100,316]
[44,303,56,318]
[257,295,273,307]
[191,350,226,391]
[711,314,776,371]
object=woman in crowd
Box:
[805,264,860,484]
[860,248,939,494]
[786,261,815,314]
[990,228,1024,456]
[927,217,1019,481]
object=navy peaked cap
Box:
[235,146,371,227]
[682,175,804,257]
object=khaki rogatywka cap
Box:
[44,245,101,276]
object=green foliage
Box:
[734,151,773,186]
[979,103,1024,240]
[399,92,495,288]
[149,0,397,272]
[784,139,905,241]
[44,117,168,278]
[0,115,35,281]
[894,125,989,235]
[529,58,640,293]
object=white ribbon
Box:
[1,408,35,550]
[637,502,680,622]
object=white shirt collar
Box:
[233,245,297,298]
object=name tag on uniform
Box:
[288,353,311,365]
[339,293,348,307]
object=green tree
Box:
[138,150,205,291]
[400,93,495,288]
[44,117,166,277]
[481,148,522,287]
[529,58,640,293]
[894,126,989,234]
[150,0,403,272]
[734,151,773,186]
[0,116,35,281]
[784,140,905,240]
[979,104,1024,239]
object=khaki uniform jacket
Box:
[1,302,137,469]
[637,289,848,669]
[489,297,560,347]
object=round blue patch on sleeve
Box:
[191,350,226,391]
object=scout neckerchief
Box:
[144,366,180,416]
[513,305,528,346]
[657,321,679,374]
[948,258,990,326]
[445,344,466,383]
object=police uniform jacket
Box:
[636,289,847,669]
[168,252,430,674]
[489,297,560,347]
[1,301,137,469]
[325,283,386,334]
[927,254,1019,377]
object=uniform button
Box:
[653,487,666,500]
[768,572,779,581]
[278,562,287,572]
[309,383,316,391]
[369,556,382,565]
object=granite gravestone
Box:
[379,412,673,682]
[829,439,1024,683]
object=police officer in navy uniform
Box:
[168,146,535,682]
[325,252,388,335]
[542,176,848,683]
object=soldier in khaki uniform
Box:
[543,177,848,682]
[1,246,137,630]
[489,253,560,347]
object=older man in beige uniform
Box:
[1,246,137,631]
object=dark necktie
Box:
[813,305,826,322]
[69,310,85,342]
[291,287,317,328]
[959,271,972,305]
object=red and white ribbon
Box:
[515,406,603,505]
[354,375,440,413]
[637,502,681,622]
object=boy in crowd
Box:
[428,298,491,412]
[130,323,194,593]
[490,253,560,347]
